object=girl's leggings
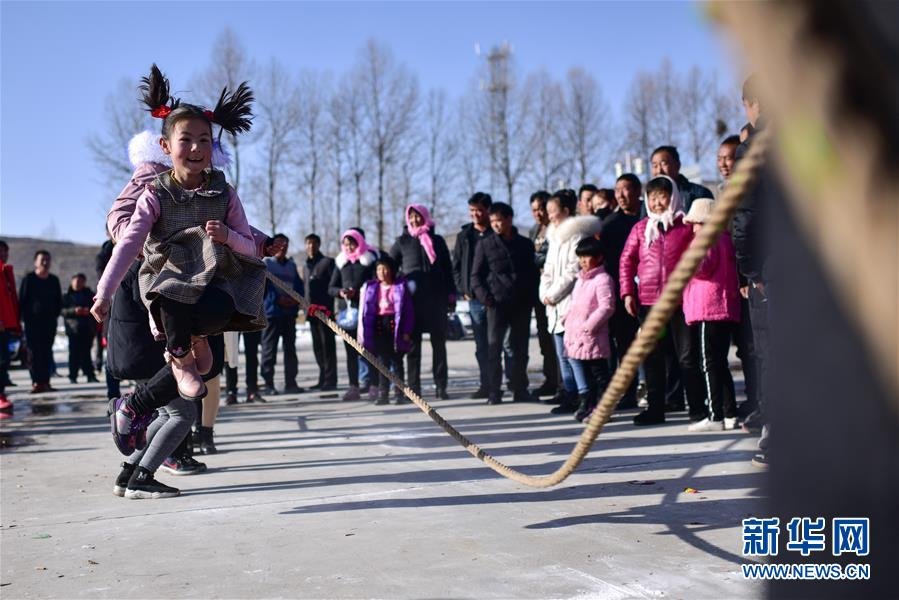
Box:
[126,396,197,473]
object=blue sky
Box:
[0,1,743,244]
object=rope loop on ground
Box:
[266,130,770,488]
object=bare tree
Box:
[355,40,420,248]
[623,72,659,166]
[424,88,459,222]
[249,59,300,234]
[338,73,370,230]
[326,88,349,248]
[456,95,485,195]
[87,78,150,192]
[563,67,609,185]
[476,43,534,213]
[653,58,683,149]
[680,65,713,166]
[190,27,255,190]
[293,70,332,235]
[525,70,569,190]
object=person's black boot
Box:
[113,461,136,497]
[550,393,579,415]
[573,395,594,422]
[198,425,218,454]
[124,467,180,499]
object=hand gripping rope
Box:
[266,131,770,489]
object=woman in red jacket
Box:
[0,240,21,412]
[619,175,704,425]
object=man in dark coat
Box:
[601,173,643,409]
[61,273,98,383]
[302,233,337,391]
[732,74,773,467]
[261,234,305,395]
[18,250,62,393]
[471,202,539,405]
[528,190,559,397]
[451,192,494,398]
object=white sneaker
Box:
[688,418,724,432]
[723,417,738,430]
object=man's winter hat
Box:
[683,198,716,224]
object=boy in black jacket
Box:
[471,203,539,405]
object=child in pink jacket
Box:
[619,175,703,426]
[562,237,616,422]
[682,199,741,431]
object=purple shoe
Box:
[107,395,154,456]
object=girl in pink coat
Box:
[682,199,741,431]
[619,175,704,425]
[561,237,616,422]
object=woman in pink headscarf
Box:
[388,204,457,400]
[328,228,379,402]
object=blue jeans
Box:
[552,333,578,394]
[468,299,489,388]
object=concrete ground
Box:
[1,333,764,599]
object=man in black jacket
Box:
[451,192,494,398]
[528,190,559,398]
[601,174,643,409]
[302,234,337,391]
[471,202,538,405]
[19,250,62,393]
[732,74,772,468]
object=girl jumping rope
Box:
[92,65,265,409]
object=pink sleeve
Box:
[222,188,256,257]
[107,162,167,243]
[250,226,269,258]
[96,191,160,299]
[619,222,642,299]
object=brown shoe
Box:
[191,336,213,376]
[170,352,206,400]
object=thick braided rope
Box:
[267,131,769,488]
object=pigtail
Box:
[138,64,178,117]
[211,82,254,136]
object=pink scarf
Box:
[341,229,371,263]
[406,204,436,264]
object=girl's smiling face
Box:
[376,263,394,284]
[647,190,672,215]
[342,236,358,253]
[161,117,212,186]
[578,254,601,271]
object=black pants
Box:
[309,318,337,387]
[486,302,530,401]
[373,316,405,395]
[733,295,758,409]
[126,334,225,415]
[640,306,705,418]
[407,328,448,394]
[67,332,95,380]
[533,298,559,389]
[223,330,262,393]
[261,314,297,388]
[694,321,737,420]
[25,319,56,385]
[0,330,9,394]
[156,287,235,356]
[747,285,769,423]
[608,302,639,407]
